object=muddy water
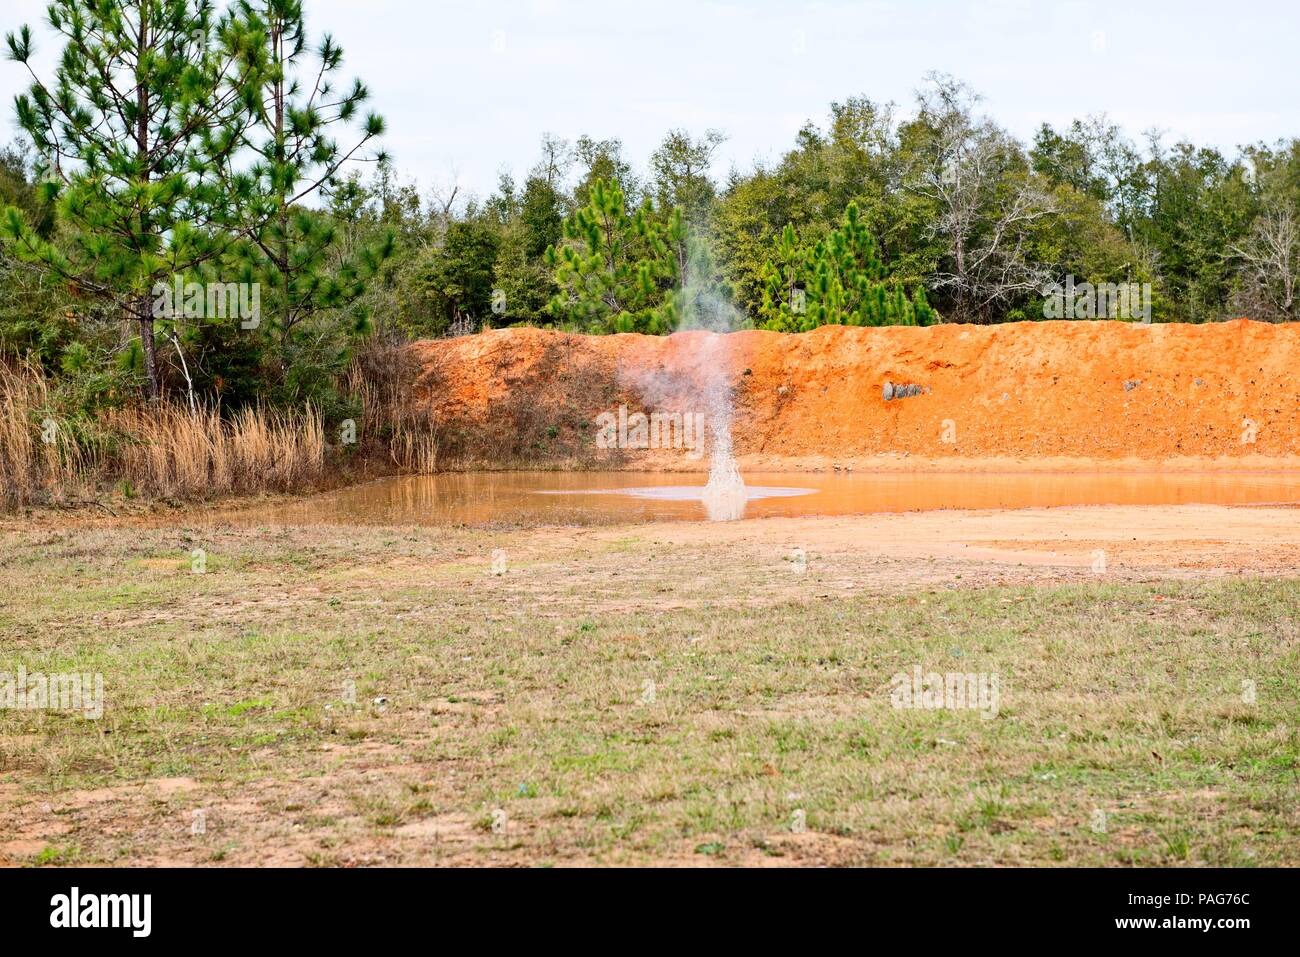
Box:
[209,471,1300,527]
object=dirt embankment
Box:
[410,320,1300,471]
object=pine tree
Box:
[543,179,679,333]
[492,219,554,324]
[2,0,262,400]
[758,202,937,330]
[233,0,392,358]
[413,219,499,334]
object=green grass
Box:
[0,522,1296,866]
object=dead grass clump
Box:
[346,342,439,474]
[0,361,94,506]
[0,360,325,507]
[107,403,325,498]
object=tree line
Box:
[2,2,1299,416]
[402,75,1298,335]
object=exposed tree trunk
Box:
[169,328,197,413]
[137,300,160,402]
[272,12,292,361]
[136,3,159,402]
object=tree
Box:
[326,160,434,342]
[530,132,570,189]
[492,219,553,324]
[649,128,725,227]
[518,174,565,259]
[0,141,54,236]
[232,0,392,356]
[1032,117,1153,254]
[712,166,789,319]
[3,0,261,400]
[901,74,1056,323]
[1230,140,1300,320]
[571,135,637,208]
[713,96,928,322]
[1142,140,1256,321]
[0,141,69,362]
[414,219,499,334]
[544,179,680,333]
[758,202,935,330]
[463,136,573,328]
[1232,203,1299,320]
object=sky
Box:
[3,0,1297,203]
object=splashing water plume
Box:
[693,331,742,520]
[615,232,748,519]
[683,268,747,521]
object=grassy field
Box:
[1,518,1297,866]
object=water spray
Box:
[678,241,747,521]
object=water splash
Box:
[616,233,747,519]
[701,452,746,521]
[679,267,746,521]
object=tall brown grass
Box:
[1,339,445,510]
[0,361,88,506]
[1,360,325,509]
[105,403,325,500]
[345,342,438,474]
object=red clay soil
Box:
[409,319,1300,472]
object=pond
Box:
[207,470,1300,526]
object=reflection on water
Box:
[546,483,814,522]
[203,470,1300,527]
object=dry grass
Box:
[0,362,91,506]
[0,360,325,507]
[106,403,325,499]
[346,343,438,474]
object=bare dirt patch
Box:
[412,321,1300,471]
